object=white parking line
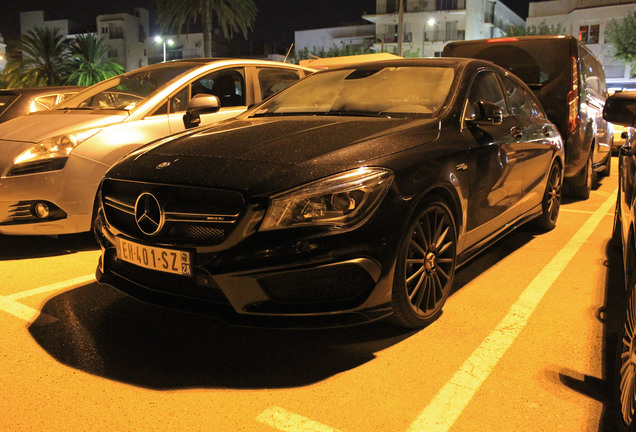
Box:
[407,189,618,432]
[0,274,95,324]
[256,406,343,432]
[7,275,95,300]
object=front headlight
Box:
[259,167,394,231]
[10,129,101,176]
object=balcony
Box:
[381,32,413,43]
[424,30,465,42]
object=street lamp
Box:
[154,36,174,62]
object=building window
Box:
[579,24,599,44]
[101,26,109,35]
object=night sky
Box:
[0,0,530,48]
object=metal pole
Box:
[162,42,167,62]
[398,0,404,56]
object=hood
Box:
[108,116,440,195]
[0,110,127,143]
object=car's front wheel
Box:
[389,198,457,328]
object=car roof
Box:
[0,86,82,94]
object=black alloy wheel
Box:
[534,162,562,231]
[617,274,636,431]
[390,198,457,328]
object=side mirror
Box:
[466,100,503,126]
[183,94,221,129]
[603,92,636,127]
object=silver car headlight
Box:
[259,167,394,231]
[9,129,101,176]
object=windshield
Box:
[56,63,200,112]
[252,66,455,118]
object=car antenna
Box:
[284,43,294,63]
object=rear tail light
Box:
[567,56,579,134]
[486,37,519,43]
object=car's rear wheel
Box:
[616,263,636,432]
[533,161,562,231]
[389,198,457,328]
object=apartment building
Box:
[363,0,524,57]
[96,8,150,71]
[526,0,636,90]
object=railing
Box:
[424,30,465,42]
[382,32,413,43]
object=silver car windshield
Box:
[56,64,199,112]
[252,66,455,118]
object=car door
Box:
[462,70,526,248]
[166,67,248,134]
[499,74,556,212]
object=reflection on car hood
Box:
[0,111,127,142]
[108,116,440,194]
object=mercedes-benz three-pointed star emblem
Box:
[134,192,164,235]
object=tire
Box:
[533,162,562,231]
[615,268,636,432]
[389,198,457,328]
[568,153,593,200]
[600,152,612,178]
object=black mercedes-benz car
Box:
[94,58,564,328]
[604,91,636,430]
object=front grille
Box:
[101,179,245,245]
[106,252,229,304]
[258,264,374,304]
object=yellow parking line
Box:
[407,188,618,432]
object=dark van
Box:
[443,35,612,199]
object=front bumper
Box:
[0,155,106,235]
[94,209,402,328]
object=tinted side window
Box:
[465,72,506,120]
[501,76,545,118]
[257,68,301,99]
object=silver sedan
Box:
[0,59,313,235]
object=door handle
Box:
[510,126,523,140]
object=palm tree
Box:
[4,27,71,87]
[156,0,257,58]
[66,34,124,86]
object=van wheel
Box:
[388,198,457,328]
[569,154,593,200]
[600,152,612,178]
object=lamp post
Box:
[154,36,174,62]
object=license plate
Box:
[116,238,192,276]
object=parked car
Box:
[94,58,564,329]
[0,86,82,123]
[443,35,612,199]
[0,59,313,236]
[604,91,636,431]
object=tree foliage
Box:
[2,27,71,87]
[0,27,124,88]
[156,0,257,57]
[292,44,421,63]
[66,34,124,86]
[606,13,636,68]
